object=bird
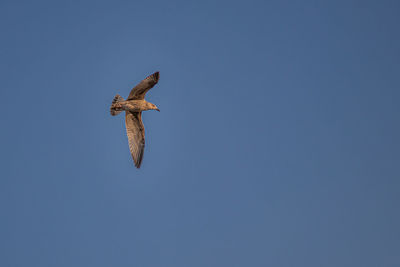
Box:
[110,71,160,168]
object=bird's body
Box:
[112,99,158,113]
[110,71,160,168]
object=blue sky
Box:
[1,0,399,266]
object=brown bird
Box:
[110,72,160,168]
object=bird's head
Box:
[147,102,160,112]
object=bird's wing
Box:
[125,111,145,168]
[127,72,160,100]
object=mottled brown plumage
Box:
[110,72,160,168]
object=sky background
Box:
[1,0,399,266]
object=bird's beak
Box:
[156,108,160,112]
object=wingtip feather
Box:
[153,71,160,81]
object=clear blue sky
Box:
[1,0,399,266]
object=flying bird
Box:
[110,71,160,168]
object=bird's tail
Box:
[110,94,125,116]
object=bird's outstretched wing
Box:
[127,72,160,100]
[125,111,145,168]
